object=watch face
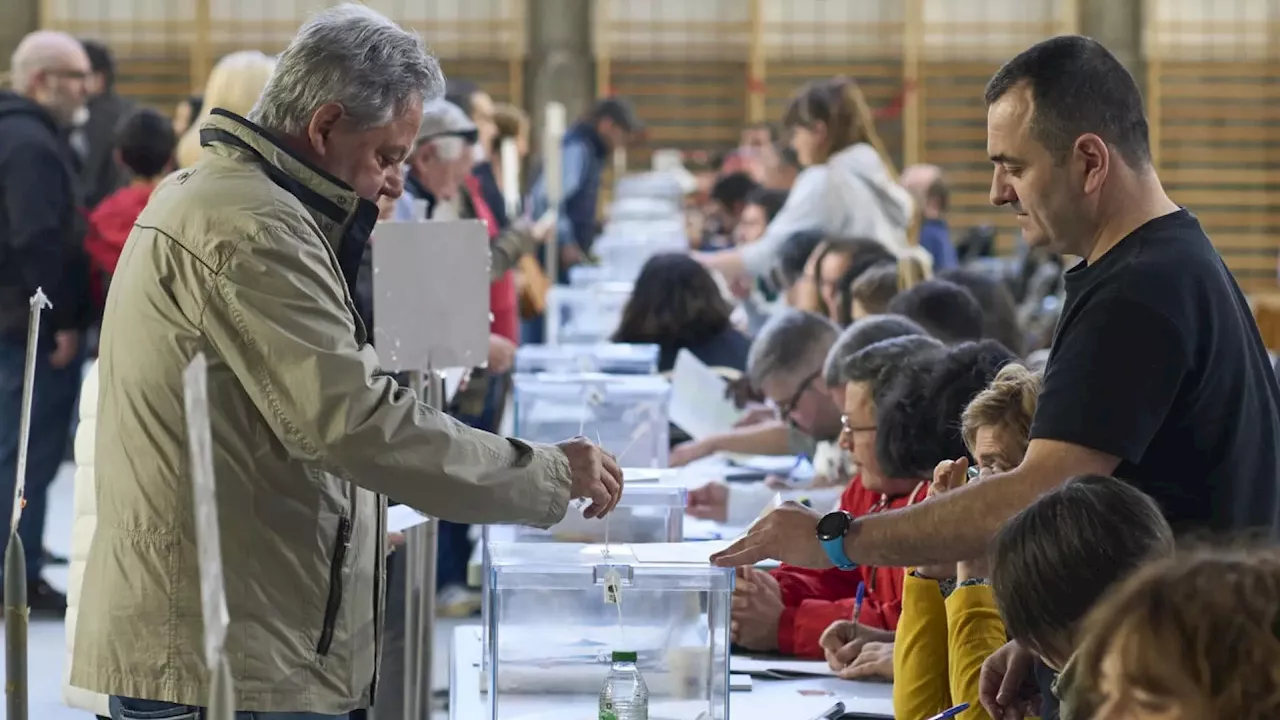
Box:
[815,511,850,542]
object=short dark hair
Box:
[840,334,941,393]
[591,97,642,134]
[849,262,900,317]
[444,78,481,116]
[711,172,759,212]
[778,143,802,170]
[612,253,733,351]
[80,39,115,88]
[925,177,949,213]
[887,279,984,345]
[776,229,825,289]
[875,339,1015,479]
[984,35,1151,167]
[116,107,176,178]
[744,187,787,223]
[938,268,1024,355]
[992,474,1175,664]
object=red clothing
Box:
[84,184,152,306]
[463,175,519,343]
[771,473,930,658]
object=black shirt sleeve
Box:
[1,139,78,331]
[1030,292,1190,464]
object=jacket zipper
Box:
[317,513,352,656]
[369,493,385,698]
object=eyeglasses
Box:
[771,369,820,420]
[840,414,877,435]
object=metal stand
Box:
[5,533,27,720]
[403,369,441,720]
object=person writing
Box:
[71,6,623,718]
[709,35,1280,720]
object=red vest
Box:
[464,175,519,344]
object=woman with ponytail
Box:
[695,77,914,286]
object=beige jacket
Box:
[70,109,572,714]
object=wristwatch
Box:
[815,510,859,571]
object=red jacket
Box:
[771,473,930,658]
[84,183,152,307]
[463,175,519,343]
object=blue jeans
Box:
[109,697,363,719]
[0,337,81,581]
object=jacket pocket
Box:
[111,697,200,719]
[316,514,352,656]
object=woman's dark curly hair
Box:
[875,339,1016,479]
[612,252,733,350]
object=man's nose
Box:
[382,171,404,200]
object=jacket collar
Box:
[198,108,377,245]
[567,121,609,159]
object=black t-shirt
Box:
[1031,209,1280,535]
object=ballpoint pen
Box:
[805,700,846,720]
[926,702,970,720]
[851,580,866,630]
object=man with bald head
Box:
[900,163,958,271]
[0,30,93,613]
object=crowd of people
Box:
[1,3,1279,720]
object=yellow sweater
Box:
[892,574,1013,720]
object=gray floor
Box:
[0,462,461,720]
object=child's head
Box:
[116,107,177,180]
[991,475,1175,670]
[1076,546,1280,720]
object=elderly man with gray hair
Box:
[71,5,622,719]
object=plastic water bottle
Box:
[599,650,649,720]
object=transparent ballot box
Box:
[516,343,660,375]
[516,484,687,544]
[485,542,733,720]
[512,373,671,468]
[545,285,633,346]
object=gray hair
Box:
[844,335,944,399]
[427,136,466,161]
[250,3,444,135]
[747,310,840,387]
[823,314,929,387]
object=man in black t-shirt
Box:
[705,34,1280,718]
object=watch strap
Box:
[819,536,857,571]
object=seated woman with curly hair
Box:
[815,339,1015,680]
[612,252,752,374]
[887,363,1042,720]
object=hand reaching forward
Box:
[710,501,832,568]
[556,436,624,518]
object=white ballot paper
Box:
[668,349,745,441]
[183,353,230,669]
[387,505,431,534]
[373,220,490,371]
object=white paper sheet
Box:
[629,541,732,565]
[730,656,835,678]
[668,349,745,441]
[387,505,431,533]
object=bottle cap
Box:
[612,651,638,662]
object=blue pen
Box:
[852,580,866,626]
[925,702,970,720]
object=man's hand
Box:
[729,567,783,651]
[917,457,970,580]
[556,436,624,518]
[980,640,1041,720]
[686,481,729,522]
[49,330,79,369]
[487,334,516,374]
[670,438,715,467]
[710,501,832,568]
[728,274,754,300]
[386,531,406,555]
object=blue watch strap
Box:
[820,536,858,571]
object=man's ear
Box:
[306,103,345,158]
[1074,133,1110,196]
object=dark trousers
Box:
[0,337,81,581]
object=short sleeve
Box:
[1030,294,1190,464]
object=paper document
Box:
[668,349,745,441]
[387,505,431,533]
[726,454,805,475]
[730,656,835,678]
[630,540,733,565]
